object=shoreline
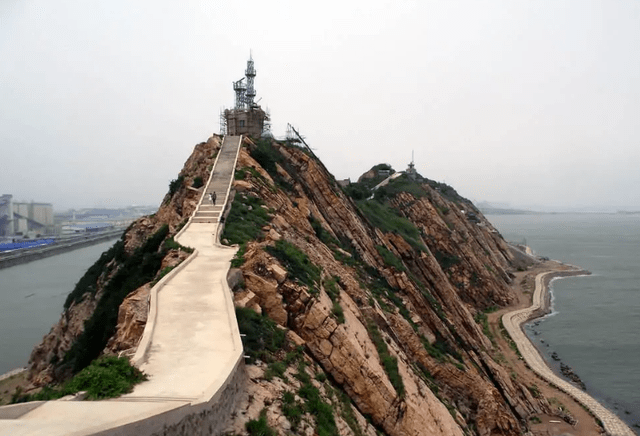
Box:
[502,266,636,436]
[0,229,123,270]
[0,368,27,384]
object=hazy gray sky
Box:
[1,0,639,211]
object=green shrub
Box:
[64,239,124,309]
[168,175,184,197]
[231,243,247,268]
[12,356,146,402]
[65,356,147,399]
[332,302,345,324]
[281,391,304,429]
[250,139,281,177]
[264,361,287,381]
[246,409,276,436]
[266,240,321,291]
[357,200,426,252]
[434,249,460,270]
[221,194,271,246]
[298,375,338,436]
[164,237,194,253]
[344,183,371,201]
[474,307,498,345]
[367,322,404,397]
[376,245,405,271]
[375,174,427,200]
[151,265,175,286]
[191,176,204,189]
[235,168,247,180]
[65,225,171,372]
[236,307,286,364]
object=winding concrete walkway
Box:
[0,136,244,435]
[502,270,635,436]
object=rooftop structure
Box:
[221,55,270,137]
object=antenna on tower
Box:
[407,150,417,180]
[245,53,256,107]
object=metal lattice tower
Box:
[245,55,256,107]
[233,77,246,109]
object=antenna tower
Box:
[245,54,256,107]
[233,78,246,109]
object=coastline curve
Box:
[502,269,636,436]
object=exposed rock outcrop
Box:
[224,140,547,435]
[25,134,547,436]
[27,136,221,385]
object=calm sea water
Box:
[0,240,117,375]
[488,213,640,427]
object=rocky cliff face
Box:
[27,134,544,435]
[28,136,221,384]
[226,139,545,436]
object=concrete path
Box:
[0,136,244,435]
[502,271,635,436]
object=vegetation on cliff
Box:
[12,356,146,403]
[224,137,547,436]
[27,136,222,387]
[22,133,555,435]
[64,224,171,372]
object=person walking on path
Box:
[209,192,217,205]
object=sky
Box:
[1,0,639,212]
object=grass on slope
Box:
[221,194,271,246]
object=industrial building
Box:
[0,195,54,237]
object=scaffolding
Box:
[219,109,227,135]
[221,54,269,137]
[233,78,246,110]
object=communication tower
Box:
[222,53,269,137]
[245,55,256,107]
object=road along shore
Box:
[502,268,636,436]
[0,229,123,270]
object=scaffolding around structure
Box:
[233,77,246,110]
[262,107,272,135]
[221,54,269,137]
[219,109,227,135]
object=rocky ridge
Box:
[27,136,221,385]
[222,138,551,435]
[25,135,553,435]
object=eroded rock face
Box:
[27,136,221,385]
[27,134,541,435]
[231,142,547,435]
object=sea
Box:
[0,239,117,376]
[488,213,640,429]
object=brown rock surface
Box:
[228,141,551,435]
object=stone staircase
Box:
[191,135,242,224]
